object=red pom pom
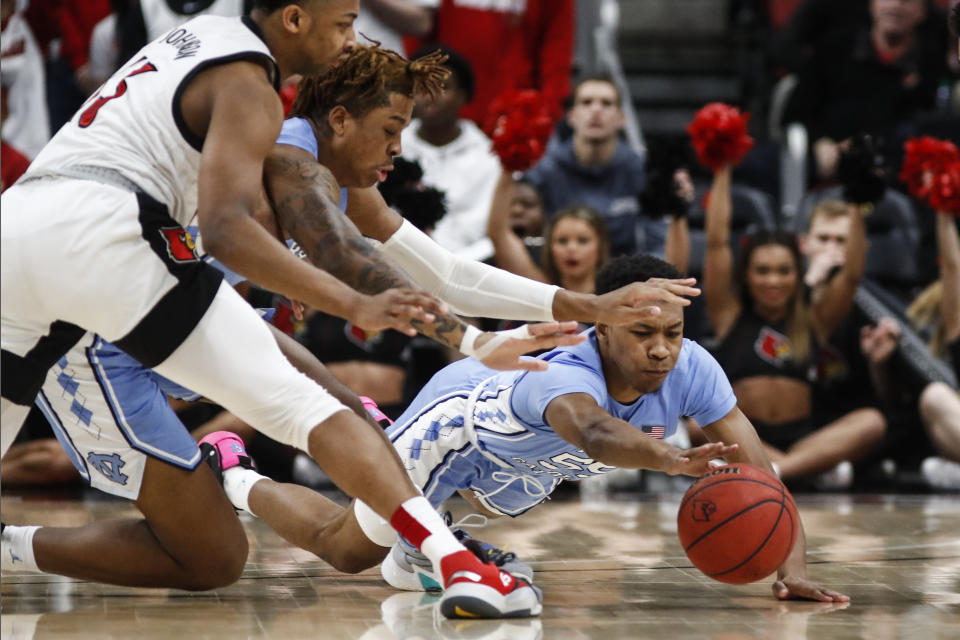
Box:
[927,160,960,216]
[686,103,754,171]
[484,89,561,172]
[900,136,960,204]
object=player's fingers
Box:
[512,359,549,372]
[391,290,445,316]
[526,320,580,336]
[772,581,790,600]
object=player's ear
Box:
[328,105,350,136]
[595,322,609,341]
[281,4,305,33]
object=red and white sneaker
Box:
[438,550,542,619]
[198,430,257,487]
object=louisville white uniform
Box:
[1,16,348,458]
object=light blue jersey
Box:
[388,329,736,515]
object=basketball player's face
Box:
[598,303,684,397]
[297,0,359,75]
[340,93,413,187]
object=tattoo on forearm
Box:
[266,150,471,351]
[411,313,467,351]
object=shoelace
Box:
[443,512,519,567]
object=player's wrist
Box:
[552,289,594,323]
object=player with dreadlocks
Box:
[5,34,588,620]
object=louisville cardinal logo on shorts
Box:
[159,227,199,263]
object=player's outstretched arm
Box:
[702,407,851,603]
[264,143,585,363]
[544,393,735,474]
[190,62,438,334]
[346,185,701,324]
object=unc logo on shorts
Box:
[87,452,129,486]
[691,499,717,522]
[159,227,199,263]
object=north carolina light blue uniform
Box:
[387,329,737,516]
[32,117,317,500]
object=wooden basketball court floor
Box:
[2,487,958,640]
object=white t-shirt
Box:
[400,118,500,261]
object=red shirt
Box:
[406,0,573,126]
[1,140,31,192]
[26,0,112,70]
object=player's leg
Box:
[27,456,246,589]
[152,284,541,617]
[4,339,247,588]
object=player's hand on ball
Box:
[352,288,444,336]
[472,321,586,371]
[593,278,701,325]
[773,575,851,602]
[662,441,738,476]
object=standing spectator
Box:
[400,46,500,260]
[1,0,50,159]
[525,74,653,258]
[783,0,951,181]
[404,0,573,125]
[353,0,432,53]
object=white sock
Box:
[2,525,41,572]
[222,467,267,515]
[395,497,463,571]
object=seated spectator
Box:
[782,0,951,182]
[400,45,500,260]
[701,164,886,488]
[486,169,609,294]
[525,74,655,258]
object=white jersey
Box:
[26,15,279,226]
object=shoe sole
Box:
[380,549,442,592]
[439,582,542,619]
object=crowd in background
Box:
[2,0,959,493]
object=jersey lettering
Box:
[79,59,159,128]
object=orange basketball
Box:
[677,463,799,584]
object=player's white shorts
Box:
[3,175,350,457]
[1,176,222,406]
[386,393,561,517]
[36,333,203,500]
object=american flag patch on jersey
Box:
[641,425,666,439]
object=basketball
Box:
[677,463,799,584]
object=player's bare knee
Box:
[183,535,248,590]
